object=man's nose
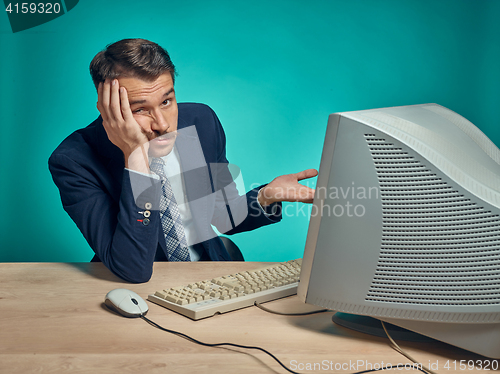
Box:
[151,109,169,132]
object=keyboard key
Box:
[148,259,302,320]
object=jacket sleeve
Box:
[49,152,161,283]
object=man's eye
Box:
[133,108,144,113]
[162,99,171,106]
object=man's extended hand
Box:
[97,79,150,173]
[258,169,318,207]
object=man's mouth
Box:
[151,132,177,143]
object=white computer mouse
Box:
[104,288,149,318]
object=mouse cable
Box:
[140,315,426,374]
[254,301,331,315]
[140,315,299,373]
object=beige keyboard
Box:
[148,259,302,320]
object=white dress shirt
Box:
[127,146,275,261]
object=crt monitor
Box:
[298,103,500,359]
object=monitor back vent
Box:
[364,134,500,306]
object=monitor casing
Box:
[298,104,500,358]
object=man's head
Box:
[90,38,176,89]
[92,39,179,159]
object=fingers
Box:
[296,186,315,203]
[295,169,319,181]
[101,79,111,116]
[96,81,108,121]
[97,79,126,123]
[119,86,135,122]
[109,79,121,121]
[277,185,314,204]
[97,80,112,122]
[94,79,148,162]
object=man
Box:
[49,39,317,283]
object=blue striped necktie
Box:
[149,158,191,262]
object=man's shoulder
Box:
[178,103,220,128]
[178,102,214,116]
[177,103,226,160]
[49,116,119,166]
[50,127,90,162]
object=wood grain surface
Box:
[0,262,493,373]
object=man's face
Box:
[118,73,178,158]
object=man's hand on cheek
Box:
[97,79,150,173]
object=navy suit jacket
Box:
[49,103,281,283]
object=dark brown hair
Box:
[89,38,176,89]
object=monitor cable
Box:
[255,302,436,374]
[141,314,428,374]
[254,301,330,315]
[381,321,437,374]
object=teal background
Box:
[1,0,499,263]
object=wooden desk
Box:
[0,262,493,373]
